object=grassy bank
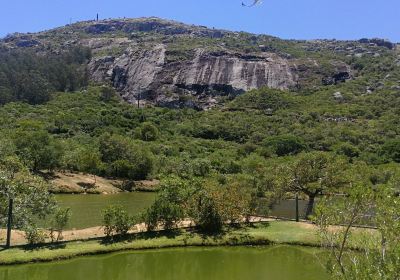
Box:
[0,221,363,266]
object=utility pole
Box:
[6,198,13,248]
[96,13,99,22]
[295,193,299,222]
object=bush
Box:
[334,143,360,158]
[103,205,133,237]
[382,139,400,163]
[49,208,71,242]
[192,158,211,177]
[140,122,159,141]
[191,190,223,232]
[24,226,47,245]
[99,133,154,180]
[263,135,305,156]
[189,182,253,232]
[144,178,193,230]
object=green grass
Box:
[0,221,376,266]
[0,221,320,265]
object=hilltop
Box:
[1,17,399,109]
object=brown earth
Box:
[47,172,160,194]
[48,172,123,194]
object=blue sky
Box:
[0,0,399,42]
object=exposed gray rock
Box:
[358,38,395,50]
[333,91,344,100]
[89,45,298,109]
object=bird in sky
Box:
[242,0,262,7]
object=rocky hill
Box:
[1,17,398,109]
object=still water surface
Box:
[0,246,329,280]
[54,192,155,229]
[54,193,309,229]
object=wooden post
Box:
[6,198,13,248]
[295,194,299,222]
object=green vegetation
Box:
[0,222,322,265]
[0,22,399,278]
[0,158,56,233]
[49,208,71,242]
[102,205,135,237]
[314,178,400,280]
[0,46,91,105]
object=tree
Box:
[382,139,400,163]
[99,133,154,180]
[139,122,159,141]
[0,86,13,105]
[0,160,56,245]
[16,71,52,105]
[334,143,360,159]
[144,177,255,233]
[49,208,71,242]
[190,187,224,232]
[281,152,347,218]
[103,205,133,237]
[144,178,193,230]
[14,121,62,172]
[79,150,102,185]
[99,133,131,163]
[313,182,400,280]
[190,181,253,232]
[263,135,305,156]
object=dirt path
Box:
[0,217,277,246]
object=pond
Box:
[0,246,329,280]
[54,193,310,229]
[54,192,156,229]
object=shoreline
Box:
[0,219,373,266]
[0,221,321,266]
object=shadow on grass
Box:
[20,242,67,252]
[99,228,185,245]
[196,222,272,246]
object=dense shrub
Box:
[382,139,400,163]
[263,135,305,156]
[144,178,192,230]
[103,205,133,237]
[0,47,91,105]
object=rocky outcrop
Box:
[5,17,381,109]
[83,18,226,38]
[358,38,395,50]
[89,45,298,109]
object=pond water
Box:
[54,193,309,229]
[54,192,156,229]
[0,246,329,280]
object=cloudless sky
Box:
[0,0,399,42]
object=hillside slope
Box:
[1,17,398,109]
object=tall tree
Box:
[314,182,400,280]
[281,152,347,218]
[13,121,62,172]
[0,158,56,239]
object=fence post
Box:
[6,198,13,248]
[295,194,299,222]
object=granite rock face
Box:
[89,44,298,108]
[7,17,390,109]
